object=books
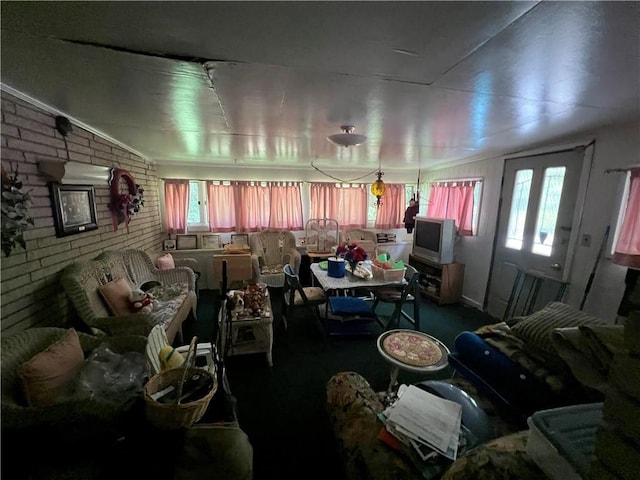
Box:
[382,384,463,461]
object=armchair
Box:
[249,230,301,287]
[340,229,378,259]
[1,328,147,478]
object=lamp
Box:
[371,169,386,207]
[327,125,367,147]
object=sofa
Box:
[326,371,545,480]
[448,301,607,426]
[61,249,197,343]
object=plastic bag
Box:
[75,343,147,406]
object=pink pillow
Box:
[156,253,175,270]
[19,328,85,406]
[98,277,133,316]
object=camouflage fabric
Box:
[326,371,544,480]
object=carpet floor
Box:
[182,288,497,480]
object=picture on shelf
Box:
[200,234,221,249]
[176,234,198,250]
[163,239,176,251]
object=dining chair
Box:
[372,264,420,330]
[282,264,328,343]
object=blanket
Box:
[550,325,625,393]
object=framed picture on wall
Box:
[50,183,99,237]
[200,234,221,249]
[176,234,198,250]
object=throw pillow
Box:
[19,328,85,406]
[98,277,133,316]
[156,253,175,270]
[510,302,605,356]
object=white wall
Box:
[425,118,639,322]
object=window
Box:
[427,180,482,236]
[532,167,565,256]
[506,170,532,250]
[187,181,208,229]
[611,167,640,268]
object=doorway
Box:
[486,147,587,320]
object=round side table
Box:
[376,329,450,401]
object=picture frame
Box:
[200,234,221,249]
[231,233,249,246]
[50,183,99,238]
[176,234,198,250]
[163,239,176,251]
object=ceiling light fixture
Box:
[327,125,367,147]
[370,169,386,207]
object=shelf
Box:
[409,254,465,305]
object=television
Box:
[412,216,456,264]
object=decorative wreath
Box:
[108,168,144,232]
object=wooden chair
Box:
[372,264,420,330]
[282,264,328,343]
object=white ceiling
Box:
[1,1,639,174]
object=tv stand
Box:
[409,254,464,305]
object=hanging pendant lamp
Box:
[327,125,367,147]
[371,169,386,207]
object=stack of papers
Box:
[382,385,462,461]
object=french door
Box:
[486,148,586,319]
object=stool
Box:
[377,329,449,400]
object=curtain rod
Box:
[427,176,483,183]
[604,164,640,174]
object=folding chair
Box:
[372,264,420,330]
[282,263,328,343]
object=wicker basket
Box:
[371,264,406,282]
[143,337,217,430]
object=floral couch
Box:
[61,249,197,343]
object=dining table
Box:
[309,262,420,330]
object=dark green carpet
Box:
[183,289,497,480]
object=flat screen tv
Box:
[412,216,456,264]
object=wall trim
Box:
[1,83,149,161]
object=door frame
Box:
[483,141,595,312]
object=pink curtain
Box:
[233,182,271,232]
[269,182,304,230]
[426,181,476,236]
[164,180,190,234]
[206,181,236,232]
[375,184,405,229]
[310,183,367,229]
[613,168,640,268]
[310,183,335,219]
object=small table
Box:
[377,329,450,400]
[219,289,273,366]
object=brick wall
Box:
[1,92,164,334]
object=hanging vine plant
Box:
[108,168,144,233]
[1,165,35,257]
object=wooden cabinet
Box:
[409,254,465,305]
[213,253,253,288]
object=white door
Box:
[487,148,586,320]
